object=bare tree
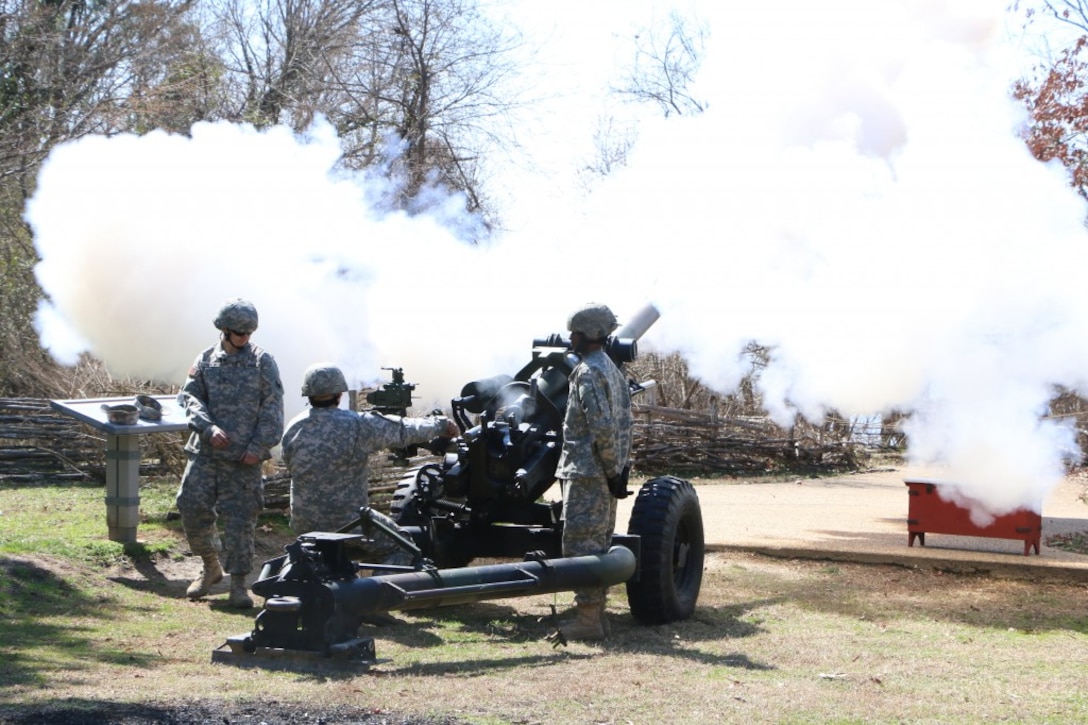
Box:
[576,114,637,190]
[0,0,199,182]
[612,8,708,119]
[1035,0,1088,32]
[336,0,523,226]
[209,0,523,231]
[211,0,380,128]
[0,0,200,395]
[126,15,226,134]
[580,8,708,189]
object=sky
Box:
[23,0,1088,522]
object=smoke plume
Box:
[26,0,1088,518]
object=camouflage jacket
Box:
[178,341,284,462]
[281,407,448,533]
[556,348,633,481]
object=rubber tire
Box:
[389,471,426,526]
[625,476,704,625]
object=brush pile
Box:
[0,398,103,482]
[0,398,183,483]
[631,402,873,476]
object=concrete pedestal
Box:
[51,396,188,543]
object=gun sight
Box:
[366,366,416,415]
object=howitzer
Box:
[217,304,704,666]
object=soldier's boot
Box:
[599,604,611,638]
[559,602,606,642]
[186,554,223,599]
[228,575,254,609]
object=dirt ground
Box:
[0,701,461,725]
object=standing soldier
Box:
[281,362,456,563]
[555,303,634,641]
[176,298,284,608]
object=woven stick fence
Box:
[3,396,887,515]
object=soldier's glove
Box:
[606,465,631,499]
[424,437,451,455]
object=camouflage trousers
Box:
[176,455,264,575]
[561,476,618,606]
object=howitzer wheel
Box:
[389,469,429,526]
[625,476,704,624]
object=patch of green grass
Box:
[136,476,182,521]
[0,477,198,566]
[0,482,131,565]
[1045,530,1088,554]
[255,507,294,538]
[124,539,176,561]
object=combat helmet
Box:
[301,363,348,397]
[567,303,619,340]
[214,298,259,333]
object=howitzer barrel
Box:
[330,546,636,616]
[616,303,660,342]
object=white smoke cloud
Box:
[26,0,1088,519]
[26,119,556,422]
[510,0,1088,516]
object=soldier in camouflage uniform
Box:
[281,362,456,566]
[176,298,284,609]
[556,303,633,642]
